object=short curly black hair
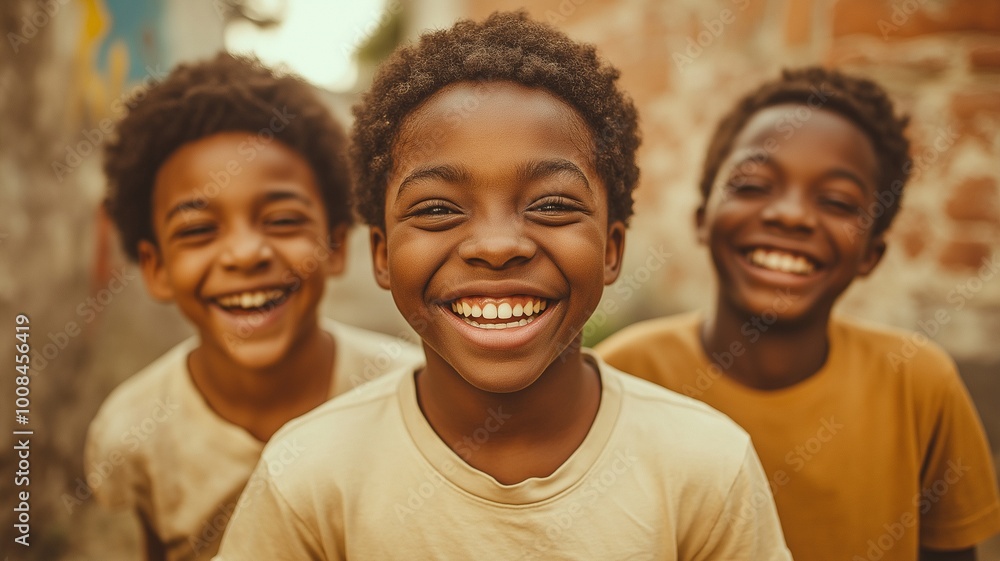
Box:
[104,52,352,261]
[350,10,640,228]
[700,66,911,235]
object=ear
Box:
[603,221,626,285]
[695,205,708,245]
[322,223,350,277]
[138,240,174,302]
[857,233,886,277]
[369,226,391,290]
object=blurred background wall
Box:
[0,0,997,558]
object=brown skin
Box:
[137,133,345,555]
[371,81,624,484]
[698,105,981,558]
[696,105,885,389]
[139,132,345,441]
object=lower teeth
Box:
[464,317,532,330]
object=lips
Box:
[448,296,549,330]
[745,247,818,276]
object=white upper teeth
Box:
[216,289,286,309]
[748,249,815,275]
[451,298,547,319]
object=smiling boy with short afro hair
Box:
[86,52,421,561]
[598,66,1000,560]
[217,12,792,560]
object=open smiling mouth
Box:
[745,248,819,276]
[448,297,550,330]
[212,288,293,314]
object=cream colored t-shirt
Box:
[84,319,423,561]
[596,311,1000,559]
[215,352,792,560]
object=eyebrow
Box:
[163,189,314,222]
[396,165,471,201]
[726,152,871,192]
[164,199,209,222]
[260,190,315,206]
[821,169,871,192]
[517,159,591,193]
[395,159,591,201]
[725,150,772,177]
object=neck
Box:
[703,302,830,390]
[188,323,335,440]
[416,339,600,483]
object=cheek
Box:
[384,231,437,290]
[551,226,607,282]
[164,250,211,289]
[280,238,332,278]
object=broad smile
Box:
[212,287,294,313]
[448,296,550,330]
[435,292,560,352]
[743,247,820,277]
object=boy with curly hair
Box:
[216,11,792,560]
[85,52,422,560]
[597,67,1000,560]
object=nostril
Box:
[457,234,537,269]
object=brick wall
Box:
[463,0,1000,360]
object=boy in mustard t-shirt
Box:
[597,67,1000,560]
[84,53,422,560]
[216,11,793,560]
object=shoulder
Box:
[831,315,959,388]
[84,338,196,506]
[264,368,406,466]
[601,360,751,465]
[597,363,759,513]
[322,318,423,392]
[248,369,409,511]
[323,319,423,365]
[323,318,408,348]
[594,312,705,385]
[86,338,194,453]
[595,311,702,367]
[598,311,701,352]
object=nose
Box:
[760,186,816,232]
[218,226,273,272]
[457,219,537,269]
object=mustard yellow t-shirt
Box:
[596,311,1000,559]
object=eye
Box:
[405,199,463,230]
[726,179,770,196]
[415,205,457,216]
[264,214,308,229]
[531,196,581,214]
[410,199,460,217]
[527,195,590,226]
[173,224,216,240]
[819,197,862,215]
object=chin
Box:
[221,340,290,371]
[454,362,545,394]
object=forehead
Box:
[152,132,323,212]
[726,104,879,182]
[393,81,596,174]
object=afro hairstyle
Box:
[699,66,911,236]
[350,10,640,228]
[103,51,352,261]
